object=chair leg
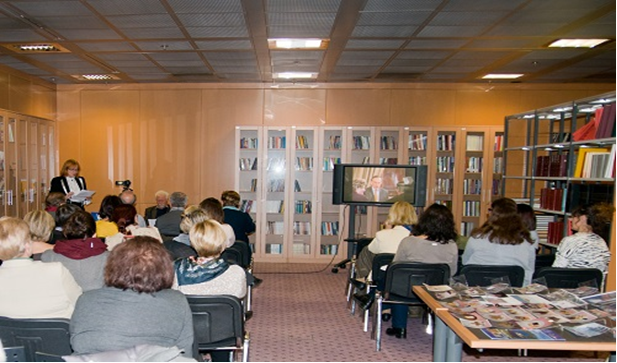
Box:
[363,303,370,332]
[375,293,383,351]
[246,285,252,312]
[242,334,250,363]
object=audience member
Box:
[462,197,535,285]
[23,210,55,257]
[49,159,90,207]
[119,189,147,227]
[156,191,188,239]
[517,203,539,249]
[41,210,108,291]
[144,190,171,220]
[105,204,162,250]
[0,217,82,319]
[70,236,194,357]
[353,201,416,309]
[164,205,203,260]
[387,203,459,339]
[553,202,613,274]
[45,191,66,219]
[96,195,122,238]
[200,197,236,247]
[50,203,82,244]
[173,219,246,362]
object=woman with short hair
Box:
[23,210,55,256]
[96,195,123,238]
[70,236,194,356]
[200,197,236,247]
[105,204,162,250]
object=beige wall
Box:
[0,65,56,119]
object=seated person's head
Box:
[413,203,458,244]
[516,204,536,232]
[179,205,208,234]
[63,210,97,240]
[385,201,417,227]
[199,197,225,223]
[111,204,138,234]
[221,190,241,208]
[170,192,188,208]
[45,192,66,209]
[104,236,173,293]
[99,195,123,220]
[154,190,170,208]
[0,217,31,260]
[119,190,137,205]
[189,220,227,258]
[23,210,55,243]
[55,203,82,228]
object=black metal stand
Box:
[331,207,358,273]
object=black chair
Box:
[458,264,525,288]
[534,253,556,275]
[222,241,255,317]
[186,295,249,362]
[533,267,603,289]
[3,346,26,362]
[373,262,451,351]
[349,253,395,332]
[0,317,71,362]
[228,241,253,270]
[221,246,243,267]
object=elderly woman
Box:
[70,236,194,356]
[164,205,203,260]
[200,197,236,247]
[49,159,90,207]
[23,210,55,256]
[95,195,123,238]
[41,210,108,291]
[105,204,162,250]
[0,217,82,319]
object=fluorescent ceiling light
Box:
[548,38,610,48]
[73,74,120,81]
[1,42,69,53]
[482,74,523,80]
[274,72,317,79]
[268,38,328,49]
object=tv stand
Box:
[331,207,371,273]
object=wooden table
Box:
[413,286,617,362]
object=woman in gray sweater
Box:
[70,236,194,357]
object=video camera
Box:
[115,180,132,191]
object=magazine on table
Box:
[565,322,611,338]
[481,328,565,341]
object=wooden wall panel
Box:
[0,72,8,110]
[201,89,264,199]
[139,90,202,209]
[264,89,326,126]
[326,89,390,126]
[8,75,32,115]
[79,90,140,210]
[56,90,81,172]
[454,89,523,126]
[390,89,456,127]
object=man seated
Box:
[155,192,187,240]
[144,190,170,222]
[119,190,147,227]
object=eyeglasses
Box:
[68,168,79,171]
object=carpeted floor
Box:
[244,263,610,362]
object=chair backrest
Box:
[459,264,525,287]
[370,253,395,288]
[383,262,450,302]
[534,253,556,274]
[221,246,243,267]
[225,241,251,269]
[0,317,71,362]
[186,295,245,351]
[533,267,603,289]
[3,346,26,362]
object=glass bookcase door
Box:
[291,128,315,257]
[376,128,401,228]
[405,127,430,216]
[264,128,288,257]
[319,128,344,256]
[492,130,504,201]
[460,130,485,236]
[434,130,457,211]
[6,118,18,217]
[28,121,39,212]
[347,127,373,237]
[0,115,5,216]
[18,118,28,217]
[237,127,260,253]
[39,122,49,210]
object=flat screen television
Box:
[332,164,427,207]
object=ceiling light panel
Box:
[548,39,611,48]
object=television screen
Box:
[333,164,427,207]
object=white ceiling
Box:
[0,0,614,84]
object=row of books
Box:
[539,188,563,211]
[463,179,482,195]
[494,135,504,151]
[437,134,456,151]
[574,145,615,179]
[493,157,503,173]
[239,137,258,149]
[466,134,484,151]
[296,135,310,149]
[320,244,338,255]
[267,136,286,149]
[462,200,481,217]
[292,243,310,255]
[266,221,285,235]
[409,156,426,165]
[460,221,475,236]
[265,243,283,254]
[379,157,398,165]
[573,102,616,141]
[535,154,567,177]
[352,136,371,149]
[293,221,311,235]
[436,178,453,194]
[266,158,286,171]
[265,200,284,213]
[239,157,257,171]
[295,157,313,171]
[491,179,501,195]
[323,157,341,171]
[328,135,341,150]
[380,136,398,150]
[546,221,565,245]
[408,134,427,150]
[436,156,455,172]
[240,200,254,213]
[466,156,483,173]
[266,179,302,192]
[294,200,312,214]
[321,221,339,236]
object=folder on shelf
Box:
[573,148,610,177]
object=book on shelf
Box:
[323,157,341,171]
[328,135,341,150]
[379,157,398,165]
[408,134,427,150]
[239,137,258,149]
[550,132,571,144]
[437,134,455,151]
[293,221,311,235]
[321,221,339,236]
[572,119,597,142]
[466,156,483,173]
[409,156,427,165]
[494,135,504,151]
[380,135,397,150]
[353,136,371,150]
[466,134,484,151]
[294,200,312,214]
[539,188,563,211]
[268,136,286,149]
[581,152,610,178]
[594,102,616,139]
[573,147,610,177]
[606,145,616,178]
[296,135,309,149]
[295,157,313,171]
[548,154,568,177]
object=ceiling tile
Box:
[195,40,252,50]
[266,0,342,13]
[10,1,93,16]
[185,26,248,38]
[86,0,168,15]
[357,11,433,26]
[351,26,418,37]
[416,25,488,37]
[167,0,243,13]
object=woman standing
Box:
[50,159,89,207]
[553,202,613,274]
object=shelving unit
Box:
[502,92,616,248]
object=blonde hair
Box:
[0,217,31,260]
[180,205,209,234]
[385,201,418,227]
[189,220,227,258]
[23,210,55,242]
[60,159,80,177]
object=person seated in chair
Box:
[386,203,459,339]
[155,191,187,240]
[144,190,171,221]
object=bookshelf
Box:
[0,110,54,218]
[502,92,615,249]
